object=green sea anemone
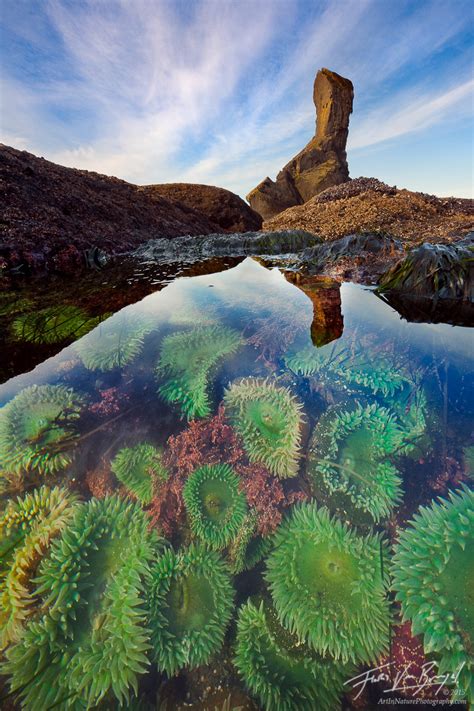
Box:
[0,485,79,647]
[148,543,234,676]
[234,599,351,711]
[0,384,85,476]
[2,496,160,709]
[75,311,155,371]
[307,402,404,522]
[285,342,409,398]
[223,378,303,478]
[111,443,168,504]
[265,502,391,664]
[392,486,474,703]
[10,305,106,345]
[228,513,271,574]
[157,325,243,420]
[183,463,248,550]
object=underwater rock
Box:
[148,543,234,676]
[0,485,79,647]
[234,599,351,711]
[183,463,248,550]
[284,273,343,346]
[224,378,304,479]
[265,502,391,664]
[2,496,160,709]
[132,229,321,263]
[0,384,85,477]
[392,486,474,703]
[111,442,168,504]
[301,232,404,282]
[247,68,354,219]
[307,402,404,523]
[378,236,474,302]
[157,325,243,420]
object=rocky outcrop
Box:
[301,232,405,283]
[147,183,262,233]
[264,177,474,244]
[247,68,354,219]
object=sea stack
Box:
[247,68,354,219]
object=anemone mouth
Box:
[167,573,214,635]
[295,540,358,607]
[183,464,248,549]
[246,399,286,440]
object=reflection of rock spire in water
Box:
[284,273,343,347]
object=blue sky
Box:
[1,0,473,198]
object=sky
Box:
[1,0,473,198]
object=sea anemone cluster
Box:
[307,402,404,522]
[392,486,474,703]
[183,463,248,550]
[156,324,243,420]
[75,311,156,371]
[0,485,79,647]
[2,496,160,709]
[265,502,390,664]
[0,384,85,477]
[224,378,303,478]
[234,599,351,711]
[10,305,106,345]
[111,442,168,504]
[148,543,234,676]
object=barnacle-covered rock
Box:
[392,487,474,703]
[157,325,243,420]
[0,384,85,476]
[265,502,391,664]
[223,378,304,478]
[148,543,234,676]
[2,496,160,709]
[183,463,248,550]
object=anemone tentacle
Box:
[75,311,155,371]
[0,485,79,647]
[308,402,404,522]
[228,513,272,574]
[148,543,234,676]
[0,384,85,476]
[392,486,474,703]
[234,599,352,711]
[11,305,106,345]
[156,325,243,420]
[2,496,160,709]
[111,443,168,504]
[223,378,303,478]
[183,463,248,550]
[265,502,391,664]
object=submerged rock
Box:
[132,229,322,262]
[247,68,354,219]
[301,232,404,282]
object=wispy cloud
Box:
[0,0,472,196]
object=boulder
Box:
[147,183,262,233]
[247,68,354,219]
